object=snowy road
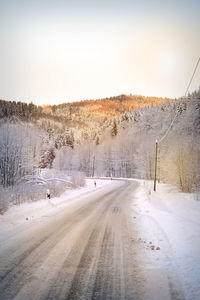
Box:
[0,180,187,300]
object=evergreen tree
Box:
[96,136,100,145]
[111,119,118,137]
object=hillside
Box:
[1,90,199,212]
[48,94,172,120]
[0,94,172,146]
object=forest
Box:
[0,90,199,212]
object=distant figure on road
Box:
[47,189,51,199]
[94,180,96,188]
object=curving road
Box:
[0,180,148,299]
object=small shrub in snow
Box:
[0,169,74,214]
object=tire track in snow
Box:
[44,184,128,300]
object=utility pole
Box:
[153,57,200,192]
[92,156,95,177]
[154,140,158,192]
[158,146,160,183]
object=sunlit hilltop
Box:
[47,94,172,119]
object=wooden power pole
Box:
[154,140,158,191]
[92,156,95,177]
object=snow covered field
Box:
[132,180,200,300]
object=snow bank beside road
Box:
[0,179,113,237]
[133,180,200,300]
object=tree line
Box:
[0,89,199,212]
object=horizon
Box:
[0,0,200,105]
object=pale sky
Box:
[0,0,200,105]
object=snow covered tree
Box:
[111,119,118,137]
[0,122,43,187]
[40,148,55,169]
[95,136,100,145]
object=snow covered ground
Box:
[0,179,113,240]
[1,178,200,299]
[132,180,200,300]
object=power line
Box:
[159,112,177,143]
[154,56,200,191]
[158,56,200,143]
[184,57,200,97]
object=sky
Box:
[0,0,200,105]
